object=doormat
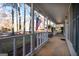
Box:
[61,38,65,41]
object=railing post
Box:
[23,3,26,56]
[37,33,39,48]
[23,36,25,56]
[13,38,16,56]
[47,17,48,41]
[40,33,41,45]
[42,33,43,44]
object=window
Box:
[0,3,12,36]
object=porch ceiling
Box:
[34,3,70,24]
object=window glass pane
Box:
[14,4,18,33]
[25,4,31,34]
[0,3,12,36]
[20,3,24,34]
[34,11,45,32]
[14,3,25,35]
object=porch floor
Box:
[34,34,70,56]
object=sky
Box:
[0,3,30,17]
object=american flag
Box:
[36,17,41,30]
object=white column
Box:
[30,3,34,55]
[65,20,68,40]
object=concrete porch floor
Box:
[34,34,70,56]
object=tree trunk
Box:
[24,4,26,34]
[18,4,21,31]
[12,3,14,35]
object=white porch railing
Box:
[0,32,48,56]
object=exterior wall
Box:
[74,4,79,55]
[67,3,79,55]
[67,4,77,55]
